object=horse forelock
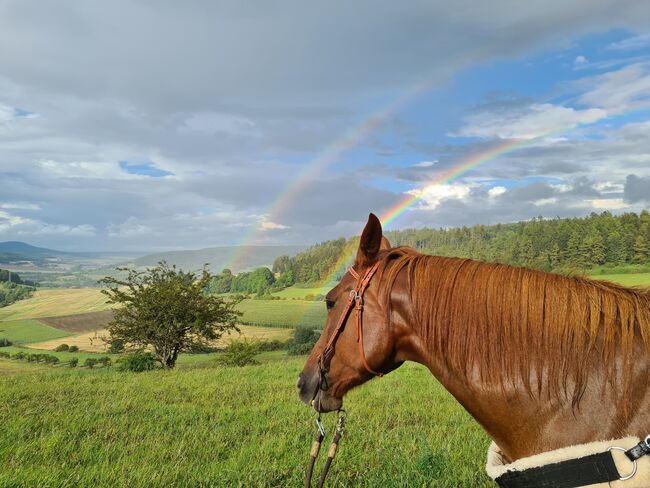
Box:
[377,247,650,410]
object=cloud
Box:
[577,62,650,112]
[608,33,650,51]
[624,174,650,203]
[452,103,607,139]
[574,55,588,67]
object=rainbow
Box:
[223,79,444,272]
[300,135,544,289]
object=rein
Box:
[304,261,383,487]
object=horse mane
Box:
[380,247,650,408]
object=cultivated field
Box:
[0,359,492,487]
[26,325,293,353]
[0,288,109,322]
[236,299,327,329]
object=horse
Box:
[298,213,650,487]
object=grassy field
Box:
[0,288,109,322]
[26,325,293,353]
[236,299,327,329]
[591,272,650,287]
[272,284,335,299]
[0,318,71,344]
[0,358,492,487]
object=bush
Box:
[98,356,112,367]
[68,345,79,352]
[216,340,260,367]
[84,358,98,369]
[54,344,69,352]
[257,339,287,352]
[117,352,158,372]
[11,352,26,360]
[108,339,124,354]
[45,355,60,365]
[0,351,10,358]
[69,358,79,368]
[286,326,321,356]
[0,338,12,347]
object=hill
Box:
[273,211,650,285]
[0,241,70,258]
[134,245,306,273]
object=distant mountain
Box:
[0,241,70,257]
[133,245,307,273]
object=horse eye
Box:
[325,299,336,310]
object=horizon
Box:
[1,2,650,252]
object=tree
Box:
[633,234,649,264]
[100,262,241,369]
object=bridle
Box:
[304,260,384,488]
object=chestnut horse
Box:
[298,214,650,471]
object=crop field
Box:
[0,358,492,487]
[0,318,71,344]
[236,299,327,329]
[39,310,115,332]
[0,288,110,322]
[26,325,293,353]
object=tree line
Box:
[271,210,650,286]
[0,269,36,308]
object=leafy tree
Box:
[100,262,241,369]
[69,358,79,368]
[633,234,649,264]
[68,345,79,352]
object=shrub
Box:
[286,326,321,356]
[69,358,79,368]
[98,356,112,367]
[108,339,124,354]
[0,351,10,358]
[117,352,158,372]
[45,355,60,365]
[0,338,12,347]
[257,339,287,352]
[216,340,260,367]
[68,345,79,353]
[12,352,26,360]
[84,358,98,369]
[54,344,69,352]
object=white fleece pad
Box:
[486,437,650,487]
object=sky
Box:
[1,1,650,252]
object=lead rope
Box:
[304,410,346,488]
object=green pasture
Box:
[272,284,335,299]
[0,319,71,344]
[0,358,492,487]
[235,299,327,329]
[590,272,650,287]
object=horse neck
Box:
[389,259,648,462]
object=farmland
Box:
[0,288,109,322]
[236,298,327,329]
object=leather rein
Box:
[304,261,383,488]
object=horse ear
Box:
[356,213,384,267]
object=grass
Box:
[590,272,650,287]
[0,359,492,487]
[272,284,334,299]
[26,325,293,353]
[0,288,109,322]
[236,298,327,329]
[0,319,71,344]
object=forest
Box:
[270,211,650,287]
[0,269,35,307]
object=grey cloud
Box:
[624,174,650,203]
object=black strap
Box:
[626,438,650,462]
[495,451,620,488]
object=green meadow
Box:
[0,318,71,344]
[235,298,327,329]
[0,358,492,487]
